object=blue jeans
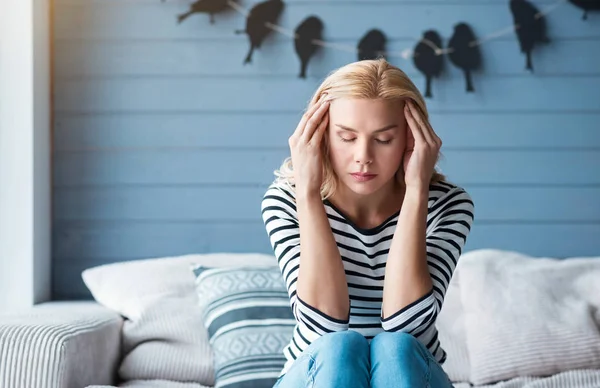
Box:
[273,331,454,388]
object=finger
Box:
[299,94,329,134]
[404,101,426,145]
[310,111,329,146]
[301,99,330,142]
[405,128,414,151]
[406,101,434,145]
[293,95,329,139]
[424,122,442,149]
[418,111,442,148]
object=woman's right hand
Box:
[288,94,331,197]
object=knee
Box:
[370,332,433,387]
[312,330,369,362]
[371,332,428,362]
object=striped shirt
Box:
[260,179,475,378]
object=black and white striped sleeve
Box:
[381,186,474,333]
[261,184,349,339]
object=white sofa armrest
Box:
[0,301,124,388]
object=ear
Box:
[395,165,404,184]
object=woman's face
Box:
[326,97,408,196]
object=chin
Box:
[342,176,383,196]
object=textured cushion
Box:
[82,253,276,386]
[458,249,600,385]
[118,382,211,388]
[1,301,122,388]
[191,265,295,388]
[88,381,212,388]
[436,264,470,383]
[452,369,600,388]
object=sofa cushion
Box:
[436,266,470,383]
[82,253,276,386]
[191,265,295,388]
[88,381,211,388]
[459,249,600,385]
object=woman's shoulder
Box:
[261,180,300,217]
[427,180,475,224]
[428,180,472,204]
[263,179,297,202]
[261,180,300,224]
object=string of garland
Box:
[169,0,599,97]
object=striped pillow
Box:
[191,265,295,388]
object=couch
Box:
[1,249,600,388]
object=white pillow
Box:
[458,249,600,385]
[437,265,470,383]
[82,253,276,386]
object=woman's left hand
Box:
[401,100,442,193]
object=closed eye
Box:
[340,137,393,145]
[376,139,393,144]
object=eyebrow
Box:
[335,124,397,134]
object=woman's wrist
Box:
[295,188,322,203]
[404,186,429,204]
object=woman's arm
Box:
[381,188,432,319]
[262,185,349,340]
[380,186,474,333]
[296,190,350,322]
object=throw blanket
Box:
[457,249,600,386]
[454,369,600,388]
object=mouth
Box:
[350,173,378,182]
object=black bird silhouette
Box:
[176,0,234,24]
[509,0,550,72]
[447,23,482,93]
[175,0,236,24]
[294,16,324,79]
[236,0,285,65]
[357,29,387,61]
[568,0,600,20]
[412,30,444,98]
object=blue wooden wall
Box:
[51,0,600,300]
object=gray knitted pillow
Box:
[192,265,295,388]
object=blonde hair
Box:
[273,58,447,200]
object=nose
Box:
[355,141,373,166]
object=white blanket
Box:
[457,249,600,386]
[454,369,600,388]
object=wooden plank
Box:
[53,112,600,150]
[52,221,273,261]
[54,39,600,78]
[52,149,600,185]
[52,222,600,299]
[52,219,600,261]
[54,77,600,113]
[52,186,600,222]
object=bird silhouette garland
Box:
[357,29,388,61]
[166,0,599,97]
[236,0,285,64]
[412,30,444,98]
[568,0,600,20]
[448,23,482,92]
[509,0,550,72]
[294,16,324,78]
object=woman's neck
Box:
[328,180,406,229]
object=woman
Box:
[261,58,474,387]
